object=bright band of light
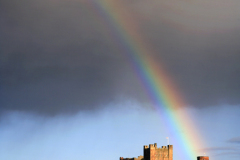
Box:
[85,0,205,159]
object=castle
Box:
[120,143,209,160]
[120,143,173,160]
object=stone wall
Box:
[120,143,172,160]
[144,143,173,160]
[120,155,144,160]
[120,143,208,160]
[197,156,209,160]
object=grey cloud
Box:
[132,0,240,107]
[228,137,240,144]
[198,147,239,152]
[129,0,240,108]
[214,151,240,157]
[0,0,144,114]
[198,146,240,158]
[1,0,240,115]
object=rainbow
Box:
[86,0,205,159]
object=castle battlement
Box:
[120,143,208,160]
[120,155,143,160]
[146,144,171,150]
[120,143,173,160]
[149,144,154,148]
[144,145,149,149]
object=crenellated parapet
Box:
[144,144,173,160]
[144,143,172,150]
[120,143,172,160]
[120,143,208,160]
[120,155,144,160]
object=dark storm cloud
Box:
[1,0,240,114]
[0,0,147,114]
[128,0,240,107]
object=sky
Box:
[0,0,240,160]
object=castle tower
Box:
[144,143,173,160]
[120,143,209,160]
[120,143,173,160]
[197,156,209,160]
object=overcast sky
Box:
[0,0,240,160]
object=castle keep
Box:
[120,143,209,160]
[120,143,173,160]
